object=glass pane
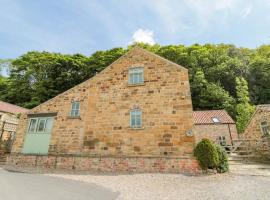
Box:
[131,117,136,127]
[71,110,75,117]
[28,119,37,132]
[75,102,80,109]
[74,110,79,116]
[72,102,76,109]
[134,74,139,84]
[45,118,53,132]
[37,119,46,132]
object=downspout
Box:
[227,123,233,146]
[0,120,5,140]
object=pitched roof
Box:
[193,110,235,124]
[0,101,29,114]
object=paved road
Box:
[0,168,118,200]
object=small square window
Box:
[130,109,142,128]
[218,136,226,146]
[260,121,269,136]
[212,117,220,123]
[70,101,80,117]
[128,68,144,85]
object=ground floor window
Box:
[218,136,226,147]
[28,117,54,134]
[130,109,142,128]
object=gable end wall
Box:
[12,48,195,158]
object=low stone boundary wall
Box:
[6,154,200,174]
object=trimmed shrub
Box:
[194,139,219,171]
[215,144,229,173]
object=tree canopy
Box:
[1,43,269,123]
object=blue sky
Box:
[1,0,270,59]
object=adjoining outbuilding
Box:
[242,105,270,156]
[0,101,28,143]
[193,110,238,149]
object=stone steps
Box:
[0,154,7,166]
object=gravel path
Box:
[49,172,270,200]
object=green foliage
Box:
[215,144,229,173]
[194,139,219,170]
[235,77,255,133]
[194,139,229,173]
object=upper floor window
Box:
[260,121,269,136]
[128,67,144,85]
[212,117,220,123]
[70,101,80,117]
[130,109,142,128]
[28,117,54,134]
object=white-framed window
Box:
[260,121,269,136]
[28,118,38,133]
[70,101,80,117]
[27,117,53,134]
[218,136,226,146]
[212,117,220,123]
[130,109,142,128]
[128,67,144,85]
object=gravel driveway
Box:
[49,172,270,200]
[0,168,117,200]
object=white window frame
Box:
[27,117,53,134]
[28,118,38,133]
[36,118,47,133]
[218,136,226,146]
[70,101,80,117]
[130,109,142,128]
[128,67,144,85]
[260,121,269,136]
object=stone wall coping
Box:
[9,153,193,159]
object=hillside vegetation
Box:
[1,43,269,132]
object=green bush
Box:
[215,144,229,173]
[194,139,219,171]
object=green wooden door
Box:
[22,117,54,154]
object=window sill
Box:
[127,83,145,87]
[128,127,145,130]
[67,116,81,120]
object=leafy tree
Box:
[235,77,255,133]
[191,70,235,115]
[0,43,269,116]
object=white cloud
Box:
[131,29,156,45]
[241,4,253,18]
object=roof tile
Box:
[193,110,235,124]
[0,101,29,114]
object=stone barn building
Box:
[193,110,238,147]
[243,105,270,139]
[0,101,28,142]
[7,47,199,173]
[242,105,270,155]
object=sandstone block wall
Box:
[6,154,200,174]
[244,109,270,140]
